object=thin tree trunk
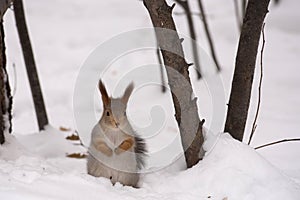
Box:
[0,0,13,144]
[0,20,12,144]
[175,0,202,79]
[224,0,270,141]
[144,0,205,168]
[13,0,48,130]
[197,0,221,71]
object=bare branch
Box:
[248,23,265,145]
[156,46,167,93]
[255,138,300,150]
[174,0,202,79]
[74,130,87,148]
[233,0,242,31]
[242,0,247,19]
[197,0,221,71]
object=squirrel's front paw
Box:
[114,138,134,155]
[95,141,113,157]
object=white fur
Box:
[87,123,139,187]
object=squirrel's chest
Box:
[91,128,135,157]
[103,130,129,148]
[92,130,137,170]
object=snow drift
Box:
[0,127,299,200]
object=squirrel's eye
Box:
[106,111,110,116]
[124,111,126,116]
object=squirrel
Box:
[87,80,146,188]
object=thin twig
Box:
[174,0,202,79]
[156,46,167,93]
[75,130,88,149]
[198,0,221,71]
[233,0,242,31]
[248,23,265,145]
[274,0,280,5]
[255,138,300,150]
[242,0,247,20]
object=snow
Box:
[1,129,299,200]
[1,0,300,199]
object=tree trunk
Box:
[197,0,221,71]
[13,0,48,130]
[175,0,202,79]
[224,0,270,141]
[0,21,5,144]
[144,0,204,168]
[0,20,13,144]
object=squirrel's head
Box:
[98,80,134,129]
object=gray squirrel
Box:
[87,80,146,188]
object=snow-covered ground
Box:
[1,0,300,199]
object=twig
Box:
[66,153,87,159]
[255,138,300,150]
[233,0,242,31]
[74,130,88,148]
[242,0,247,19]
[248,23,265,145]
[174,0,202,79]
[274,0,280,5]
[156,46,167,93]
[197,0,221,71]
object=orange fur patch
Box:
[114,138,134,155]
[95,140,113,157]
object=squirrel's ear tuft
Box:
[99,80,110,107]
[122,82,134,104]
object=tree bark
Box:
[224,0,270,141]
[174,0,202,79]
[13,0,48,130]
[144,0,204,168]
[0,0,13,18]
[197,0,221,71]
[0,20,13,144]
[0,21,5,144]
